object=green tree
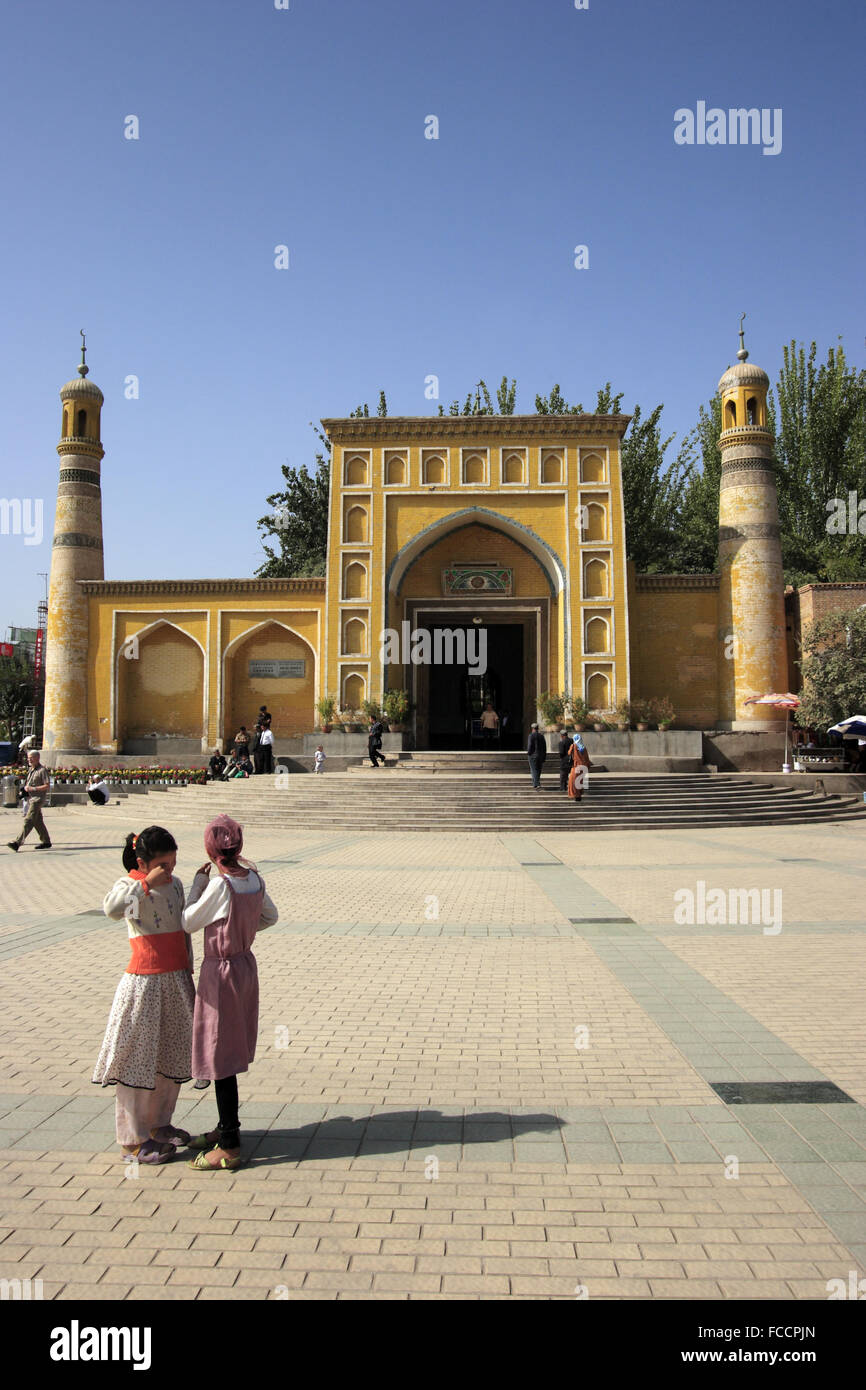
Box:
[795,605,866,730]
[496,376,517,415]
[775,341,866,584]
[671,397,723,573]
[619,403,691,572]
[256,459,330,578]
[0,654,36,752]
[534,383,584,414]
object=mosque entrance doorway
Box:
[425,623,523,749]
[406,600,546,750]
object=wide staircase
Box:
[95,771,866,832]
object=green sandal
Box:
[187,1130,220,1151]
[188,1145,242,1171]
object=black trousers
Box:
[369,741,384,767]
[559,760,571,791]
[214,1075,240,1148]
[260,745,274,774]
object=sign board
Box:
[249,659,306,678]
[33,628,44,683]
[0,643,13,658]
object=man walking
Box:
[527,722,547,789]
[557,728,573,792]
[368,715,385,768]
[8,749,52,851]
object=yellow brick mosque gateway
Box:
[42,336,813,761]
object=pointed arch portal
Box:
[387,509,566,749]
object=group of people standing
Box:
[527,724,592,800]
[93,813,278,1168]
[209,707,275,781]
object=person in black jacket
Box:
[368,716,385,768]
[208,750,227,782]
[557,729,573,792]
[527,723,547,789]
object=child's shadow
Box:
[240,1109,563,1167]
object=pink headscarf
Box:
[204,814,247,874]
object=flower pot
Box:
[658,723,671,731]
[636,723,648,732]
[616,723,629,731]
[321,724,332,734]
[592,723,605,732]
[388,723,404,734]
[573,723,586,732]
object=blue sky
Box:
[3,0,864,625]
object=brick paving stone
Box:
[2,817,864,1299]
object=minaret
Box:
[42,334,105,761]
[717,317,788,729]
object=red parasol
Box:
[744,692,801,769]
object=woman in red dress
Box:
[567,734,592,801]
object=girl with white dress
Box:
[93,826,196,1164]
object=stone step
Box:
[72,771,864,832]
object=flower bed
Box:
[45,765,207,786]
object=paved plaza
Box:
[1,792,865,1301]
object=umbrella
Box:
[744,692,801,768]
[828,716,866,739]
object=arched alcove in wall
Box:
[584,502,607,542]
[580,452,605,483]
[345,454,368,485]
[584,557,609,598]
[463,453,485,484]
[343,560,367,599]
[586,670,610,710]
[343,616,367,654]
[118,621,205,742]
[345,504,368,543]
[223,620,316,742]
[585,615,609,654]
[422,454,446,484]
[342,671,366,709]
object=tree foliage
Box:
[774,341,866,584]
[0,655,36,746]
[795,606,866,729]
[619,403,691,572]
[256,460,330,578]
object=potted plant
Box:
[631,698,650,731]
[316,694,337,733]
[590,709,609,732]
[650,695,675,730]
[569,696,589,731]
[537,691,567,730]
[382,688,410,732]
[614,698,631,731]
[361,698,382,723]
[344,709,362,733]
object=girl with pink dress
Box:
[182,814,278,1169]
